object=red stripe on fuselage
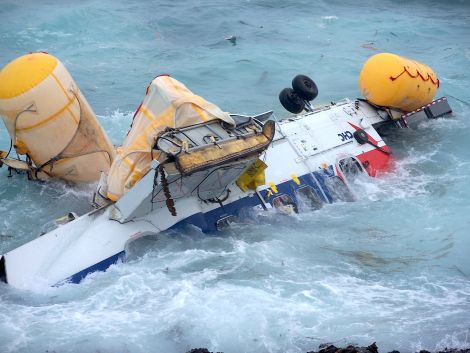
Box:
[348,122,380,144]
[347,122,394,176]
[356,147,394,176]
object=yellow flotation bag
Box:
[106,75,235,201]
[359,53,439,112]
[0,52,115,182]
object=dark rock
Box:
[344,345,361,353]
[310,343,372,353]
[367,342,379,353]
[307,343,470,353]
[185,343,470,353]
[316,344,339,353]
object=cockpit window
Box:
[272,194,298,214]
[216,215,237,230]
[324,176,354,202]
[338,157,364,177]
[295,186,323,210]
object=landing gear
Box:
[279,74,318,114]
[279,88,305,114]
[292,74,318,101]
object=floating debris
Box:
[361,42,378,51]
[225,35,237,45]
[256,70,269,85]
[238,20,263,28]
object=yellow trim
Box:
[16,96,75,132]
[140,105,157,121]
[156,105,177,127]
[51,72,72,100]
[0,53,58,99]
[14,139,28,154]
[66,106,79,124]
[51,73,80,124]
[107,191,119,202]
[166,75,187,95]
[291,174,301,185]
[126,169,144,189]
[122,156,135,168]
[51,72,79,124]
[121,155,145,180]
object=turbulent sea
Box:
[1,1,470,352]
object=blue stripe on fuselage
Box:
[61,251,125,285]
[175,168,336,232]
[64,168,340,284]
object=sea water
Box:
[0,1,469,352]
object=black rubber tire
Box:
[292,74,318,101]
[279,88,305,114]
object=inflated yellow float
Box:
[0,52,115,182]
[359,53,439,112]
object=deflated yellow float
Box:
[0,52,115,182]
[359,53,439,112]
[106,75,235,201]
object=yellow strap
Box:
[165,75,189,95]
[51,72,72,100]
[140,105,158,121]
[51,72,79,124]
[66,106,79,124]
[107,191,119,202]
[16,96,76,132]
